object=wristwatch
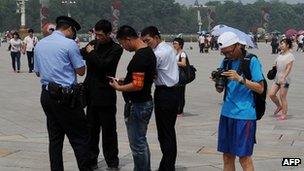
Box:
[239,76,246,84]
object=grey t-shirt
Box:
[275,51,295,84]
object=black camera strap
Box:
[222,58,232,101]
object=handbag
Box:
[267,66,277,80]
[178,56,197,85]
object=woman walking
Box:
[269,38,295,120]
[9,32,22,73]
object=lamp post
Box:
[61,1,76,17]
[16,0,28,38]
[194,0,202,34]
[16,0,27,28]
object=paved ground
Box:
[0,42,303,171]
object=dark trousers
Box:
[177,86,186,114]
[271,45,278,54]
[154,86,179,171]
[199,43,205,53]
[26,51,34,72]
[10,52,20,71]
[86,105,119,167]
[40,89,92,171]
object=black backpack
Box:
[223,53,267,120]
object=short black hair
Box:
[173,37,184,49]
[56,22,70,30]
[28,29,34,33]
[95,19,112,34]
[116,25,139,40]
[141,26,161,39]
[12,32,20,38]
[280,38,293,49]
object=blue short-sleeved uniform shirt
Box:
[34,31,84,87]
[220,56,264,120]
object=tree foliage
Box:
[0,0,303,34]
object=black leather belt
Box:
[155,85,178,90]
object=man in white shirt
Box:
[141,26,179,171]
[198,34,206,53]
[297,34,304,52]
[23,29,38,73]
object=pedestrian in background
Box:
[23,28,38,73]
[9,32,22,73]
[269,38,295,120]
[173,37,187,116]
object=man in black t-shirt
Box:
[109,25,156,171]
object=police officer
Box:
[34,16,92,171]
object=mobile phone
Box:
[107,76,119,82]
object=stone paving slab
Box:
[0,42,304,170]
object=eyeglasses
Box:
[221,44,237,56]
[95,31,107,37]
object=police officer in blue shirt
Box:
[34,16,92,171]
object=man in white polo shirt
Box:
[141,26,179,171]
[23,29,38,73]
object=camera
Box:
[211,68,227,92]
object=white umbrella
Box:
[211,26,256,48]
[211,24,228,33]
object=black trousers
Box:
[40,89,92,171]
[177,85,186,114]
[86,104,119,167]
[26,51,34,72]
[199,43,205,53]
[271,45,278,54]
[154,86,179,171]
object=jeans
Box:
[10,52,21,71]
[125,101,153,171]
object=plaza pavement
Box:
[0,42,303,171]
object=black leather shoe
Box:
[90,164,98,170]
[106,166,119,170]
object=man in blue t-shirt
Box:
[213,32,264,171]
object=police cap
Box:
[56,16,81,31]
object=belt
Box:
[155,85,178,90]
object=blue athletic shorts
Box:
[217,115,256,157]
